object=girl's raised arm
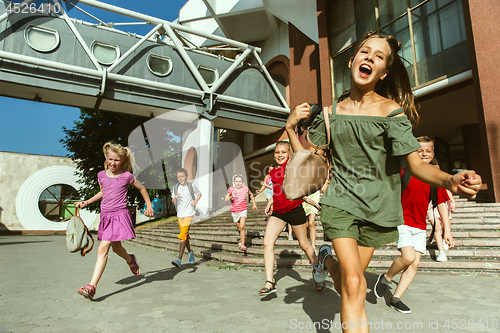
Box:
[285,102,311,153]
[405,151,481,199]
[248,191,258,210]
[131,179,154,216]
[224,190,233,201]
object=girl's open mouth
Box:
[359,64,372,78]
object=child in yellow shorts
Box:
[171,168,201,267]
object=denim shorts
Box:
[321,205,399,247]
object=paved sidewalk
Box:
[1,235,499,333]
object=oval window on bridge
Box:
[91,41,120,65]
[147,54,173,77]
[197,65,218,86]
[24,26,60,53]
[38,184,79,222]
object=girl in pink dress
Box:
[225,174,257,251]
[75,142,154,300]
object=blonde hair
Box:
[416,135,434,145]
[103,142,135,172]
[232,174,245,187]
[275,140,291,152]
[339,31,420,126]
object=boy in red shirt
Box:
[374,136,455,313]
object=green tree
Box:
[61,109,180,214]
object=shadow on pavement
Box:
[93,258,211,302]
[0,239,53,246]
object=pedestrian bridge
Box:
[0,0,289,135]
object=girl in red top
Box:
[225,174,257,251]
[259,141,323,295]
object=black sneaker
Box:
[374,274,389,299]
[390,299,411,314]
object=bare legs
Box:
[178,239,191,260]
[236,217,246,247]
[323,239,375,333]
[262,217,318,291]
[306,213,317,248]
[291,223,317,265]
[430,219,445,252]
[384,247,421,299]
[263,217,286,289]
[89,241,133,287]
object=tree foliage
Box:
[61,109,180,214]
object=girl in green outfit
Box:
[285,31,482,333]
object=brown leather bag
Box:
[283,107,331,204]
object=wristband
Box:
[81,201,87,207]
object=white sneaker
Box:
[436,251,447,262]
[442,240,449,251]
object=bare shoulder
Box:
[381,99,404,117]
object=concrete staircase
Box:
[128,197,500,273]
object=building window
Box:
[331,0,470,98]
[24,25,60,52]
[38,184,79,222]
[197,65,218,86]
[91,41,120,65]
[147,54,173,76]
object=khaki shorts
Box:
[321,205,399,247]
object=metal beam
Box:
[55,0,102,70]
[201,0,231,39]
[0,50,288,114]
[65,0,261,52]
[107,23,163,73]
[209,48,253,94]
[252,49,289,110]
[162,22,211,93]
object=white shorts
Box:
[397,225,427,254]
[231,210,247,223]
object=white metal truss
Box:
[0,0,290,114]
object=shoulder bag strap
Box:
[401,167,411,194]
[305,106,331,151]
[75,207,95,256]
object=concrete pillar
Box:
[462,0,500,202]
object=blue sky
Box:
[0,0,188,156]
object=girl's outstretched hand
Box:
[450,170,482,199]
[265,200,273,216]
[144,206,154,217]
[75,201,87,208]
[286,102,310,131]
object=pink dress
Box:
[97,170,136,241]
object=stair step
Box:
[129,195,500,273]
[129,238,500,272]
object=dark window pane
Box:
[354,0,377,40]
[332,48,353,101]
[381,18,415,87]
[411,0,469,84]
[38,184,79,222]
[379,0,407,27]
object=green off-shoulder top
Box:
[309,101,421,227]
